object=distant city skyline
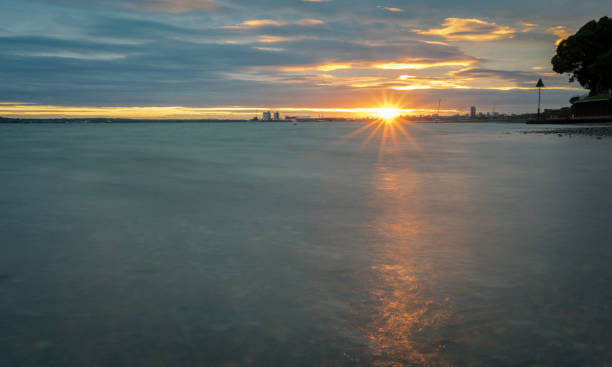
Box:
[1,0,607,118]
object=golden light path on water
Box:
[336,112,469,366]
[365,165,454,366]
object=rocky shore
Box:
[523,127,612,139]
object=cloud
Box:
[377,6,403,12]
[547,26,572,45]
[0,36,136,61]
[223,18,324,29]
[415,18,517,41]
[9,51,127,60]
[224,19,285,29]
[422,40,450,46]
[123,0,217,13]
[257,35,318,43]
[392,75,468,90]
[389,67,582,91]
[518,22,536,32]
[450,67,542,80]
[374,59,476,70]
[295,19,325,25]
[280,63,353,71]
[253,46,285,52]
[0,0,592,113]
[448,68,580,90]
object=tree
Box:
[552,16,612,96]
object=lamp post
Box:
[536,78,545,120]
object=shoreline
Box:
[0,117,530,124]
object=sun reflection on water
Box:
[328,101,466,365]
[362,166,454,366]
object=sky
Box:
[1,0,610,118]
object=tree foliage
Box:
[552,16,612,96]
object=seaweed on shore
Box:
[523,127,612,139]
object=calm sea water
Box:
[1,122,612,366]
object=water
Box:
[1,122,611,366]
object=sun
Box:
[374,107,401,122]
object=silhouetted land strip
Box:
[524,127,612,138]
[0,117,249,124]
[0,117,362,123]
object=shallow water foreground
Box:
[1,122,612,366]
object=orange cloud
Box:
[519,22,536,32]
[242,19,284,27]
[257,35,317,43]
[223,18,324,29]
[374,59,475,70]
[422,40,450,46]
[223,19,284,29]
[377,6,404,12]
[392,82,578,92]
[227,58,580,94]
[547,26,573,45]
[392,75,469,90]
[415,18,517,41]
[295,19,325,25]
[389,72,583,92]
[253,46,285,52]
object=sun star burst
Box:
[374,108,401,122]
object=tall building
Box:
[262,111,271,120]
[273,112,280,120]
[470,106,476,118]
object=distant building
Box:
[572,95,612,118]
[543,108,571,119]
[470,106,476,118]
[273,112,280,120]
[262,111,271,120]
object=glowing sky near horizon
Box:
[0,0,607,117]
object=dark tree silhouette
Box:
[552,16,612,96]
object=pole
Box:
[537,87,541,120]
